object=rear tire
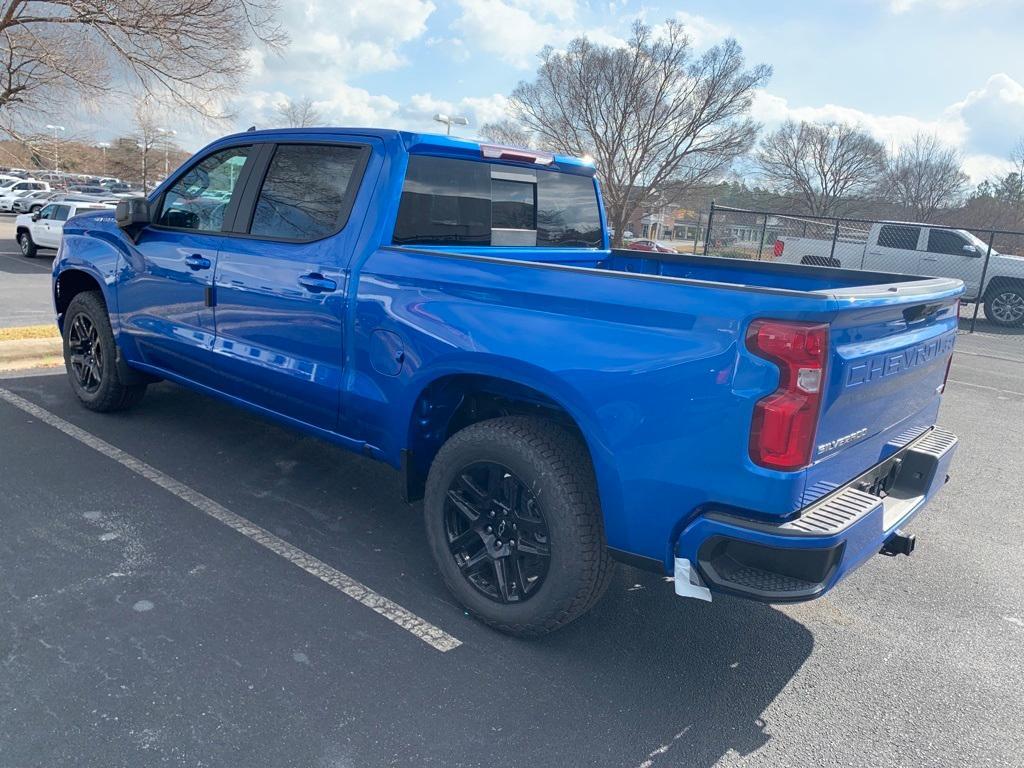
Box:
[424,416,613,637]
[62,291,147,412]
[17,230,37,258]
[984,284,1024,328]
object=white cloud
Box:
[452,2,731,70]
[453,0,571,68]
[224,0,437,134]
[751,73,1024,182]
[281,0,436,75]
[953,73,1024,157]
[673,11,732,48]
[750,90,963,148]
[401,92,510,132]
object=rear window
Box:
[393,155,602,248]
[249,143,366,241]
[878,224,920,250]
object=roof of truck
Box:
[213,127,597,176]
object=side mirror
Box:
[962,244,980,257]
[31,211,40,221]
[115,197,151,241]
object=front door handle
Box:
[185,254,212,270]
[298,273,337,293]
[921,256,938,262]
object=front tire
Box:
[17,230,37,258]
[424,416,612,636]
[984,284,1024,328]
[62,291,147,412]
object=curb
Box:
[0,336,63,371]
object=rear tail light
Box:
[773,239,784,258]
[746,319,829,471]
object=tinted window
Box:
[492,179,535,230]
[52,205,70,222]
[394,156,490,245]
[878,224,920,250]
[394,155,602,247]
[248,144,365,240]
[537,172,602,247]
[927,229,969,256]
[37,204,54,219]
[157,145,250,232]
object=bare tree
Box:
[133,100,161,191]
[757,121,886,217]
[0,0,286,130]
[997,137,1024,208]
[479,119,532,148]
[881,133,968,221]
[507,20,770,246]
[274,96,322,128]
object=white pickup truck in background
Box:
[773,221,1024,327]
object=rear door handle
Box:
[185,254,212,270]
[921,256,938,262]
[298,273,337,293]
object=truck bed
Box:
[412,245,960,296]
[593,250,941,294]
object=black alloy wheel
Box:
[66,312,103,393]
[444,461,551,604]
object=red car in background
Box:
[627,239,677,253]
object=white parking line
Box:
[0,251,50,269]
[947,378,1024,398]
[0,387,462,653]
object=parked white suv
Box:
[15,200,114,256]
[0,179,51,211]
[774,221,1024,327]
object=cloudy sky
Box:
[88,0,1024,183]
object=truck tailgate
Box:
[803,285,961,504]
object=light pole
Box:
[96,142,110,175]
[155,127,177,178]
[433,113,468,136]
[45,124,65,173]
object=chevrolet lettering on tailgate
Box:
[846,332,956,388]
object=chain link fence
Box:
[700,203,1024,363]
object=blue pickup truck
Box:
[49,128,961,635]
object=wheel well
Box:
[55,270,105,318]
[984,276,1024,300]
[404,374,586,501]
[800,254,841,268]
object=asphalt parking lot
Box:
[1,350,1023,767]
[2,210,1024,767]
[0,216,54,328]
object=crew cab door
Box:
[42,203,71,248]
[209,141,372,430]
[916,228,986,300]
[861,223,923,273]
[115,144,254,383]
[31,203,63,248]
